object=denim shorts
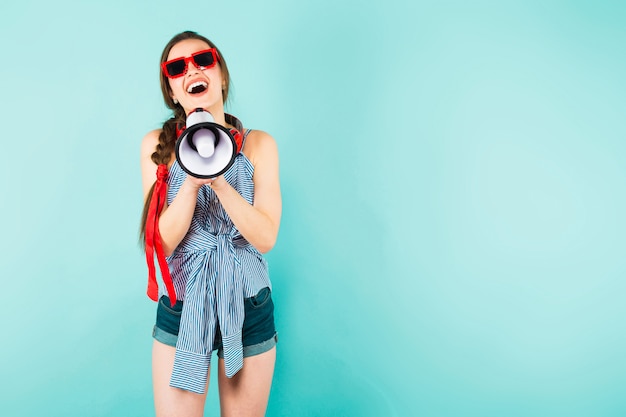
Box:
[152,287,277,358]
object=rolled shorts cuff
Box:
[153,325,178,347]
[217,332,278,359]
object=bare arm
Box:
[209,130,282,253]
[140,130,203,256]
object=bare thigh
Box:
[218,347,276,417]
[153,340,209,417]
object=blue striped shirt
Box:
[161,131,272,394]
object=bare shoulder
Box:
[141,129,162,158]
[242,129,278,166]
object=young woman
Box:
[140,31,281,417]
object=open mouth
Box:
[187,81,208,95]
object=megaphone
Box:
[175,108,244,178]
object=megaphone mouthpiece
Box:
[192,130,217,158]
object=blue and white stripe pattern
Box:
[162,132,271,394]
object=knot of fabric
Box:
[156,163,169,181]
[145,164,177,307]
[169,231,245,394]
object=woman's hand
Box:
[182,175,229,194]
[207,175,228,191]
[185,174,224,189]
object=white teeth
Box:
[187,81,208,93]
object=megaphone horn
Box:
[175,108,244,179]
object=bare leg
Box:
[153,340,209,417]
[218,347,276,417]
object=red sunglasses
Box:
[161,48,219,79]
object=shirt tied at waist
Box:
[169,230,249,394]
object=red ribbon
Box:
[145,164,177,306]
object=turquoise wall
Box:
[1,1,625,416]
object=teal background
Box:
[1,0,625,416]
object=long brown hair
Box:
[139,31,232,243]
